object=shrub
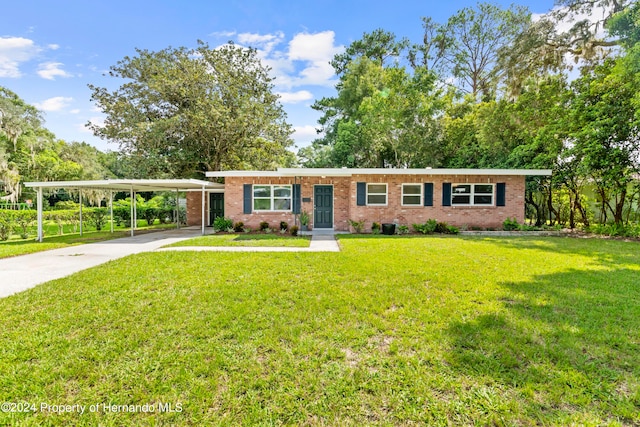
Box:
[14,210,36,239]
[348,219,365,233]
[396,225,409,235]
[259,221,270,231]
[142,207,158,226]
[413,219,437,234]
[0,214,10,241]
[213,216,233,232]
[435,221,450,234]
[503,217,519,231]
[280,221,288,231]
[446,225,460,234]
[87,207,109,231]
[290,225,299,236]
[371,222,381,234]
[233,221,245,232]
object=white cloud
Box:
[0,36,39,78]
[33,96,73,112]
[209,30,237,38]
[37,62,72,80]
[227,30,342,90]
[48,44,60,50]
[286,31,343,88]
[293,125,320,144]
[69,109,81,114]
[277,90,314,104]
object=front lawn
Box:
[0,236,638,425]
[165,233,311,248]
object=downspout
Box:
[37,186,43,243]
[79,188,83,236]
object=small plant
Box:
[396,225,409,235]
[243,227,252,233]
[233,221,245,232]
[280,221,288,231]
[446,225,460,234]
[348,219,365,233]
[371,222,381,234]
[300,211,310,226]
[226,227,235,233]
[264,227,273,234]
[413,219,437,234]
[87,208,109,231]
[290,225,299,236]
[435,221,450,234]
[0,218,10,241]
[503,217,520,231]
[259,221,270,231]
[280,228,287,234]
[213,216,233,232]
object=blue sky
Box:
[2,0,554,153]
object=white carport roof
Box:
[24,178,221,192]
[24,179,221,242]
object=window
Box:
[253,185,292,211]
[402,184,422,206]
[366,183,387,205]
[452,184,494,206]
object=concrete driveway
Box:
[0,228,205,298]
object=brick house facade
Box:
[189,168,551,231]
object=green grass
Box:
[166,233,311,248]
[0,236,639,425]
[0,223,177,259]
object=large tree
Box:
[89,40,294,178]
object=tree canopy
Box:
[88,40,294,178]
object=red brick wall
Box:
[348,174,525,231]
[186,191,208,226]
[224,176,351,231]
[216,174,526,231]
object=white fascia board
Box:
[24,179,217,191]
[205,168,552,178]
[205,171,284,178]
[263,168,552,177]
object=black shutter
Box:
[243,184,252,214]
[496,183,506,206]
[442,183,452,206]
[424,183,434,207]
[292,184,301,214]
[356,182,366,206]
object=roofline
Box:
[206,168,552,178]
[24,179,220,191]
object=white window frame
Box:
[366,183,388,206]
[253,184,292,211]
[401,183,423,206]
[451,183,495,206]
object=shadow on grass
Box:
[445,267,640,423]
[466,235,640,269]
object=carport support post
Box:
[130,187,134,237]
[201,186,205,235]
[79,189,83,236]
[175,190,180,229]
[109,190,114,233]
[36,186,43,242]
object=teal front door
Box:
[314,186,333,228]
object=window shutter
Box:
[292,184,301,214]
[243,184,252,214]
[356,182,366,206]
[424,183,434,207]
[442,183,451,207]
[496,183,506,206]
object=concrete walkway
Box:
[0,229,340,298]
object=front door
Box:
[209,193,224,225]
[313,185,333,228]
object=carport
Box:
[24,179,221,242]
